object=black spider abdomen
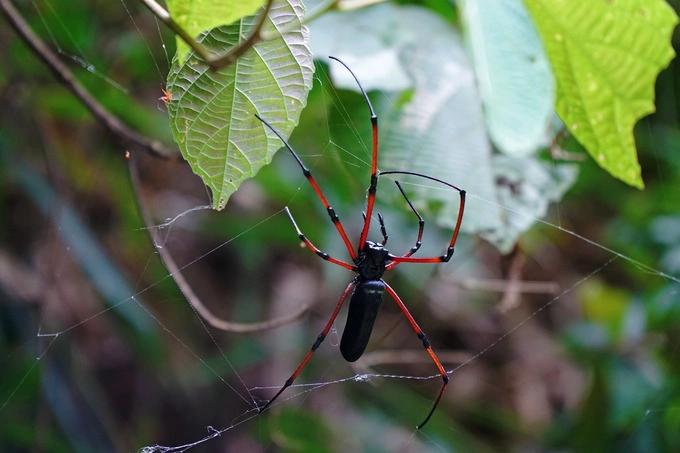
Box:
[340,279,385,362]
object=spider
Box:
[157,85,172,111]
[255,56,466,429]
[159,86,172,104]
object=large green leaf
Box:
[166,0,266,64]
[460,0,555,156]
[524,0,678,188]
[481,156,578,252]
[310,4,414,92]
[166,0,313,210]
[310,3,501,237]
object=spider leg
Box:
[386,180,424,270]
[256,114,357,260]
[363,211,388,245]
[377,213,388,245]
[381,172,466,265]
[328,56,378,254]
[285,207,354,271]
[258,279,357,413]
[384,282,448,429]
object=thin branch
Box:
[128,154,309,333]
[140,0,343,70]
[0,0,178,160]
[155,233,309,333]
[259,0,338,41]
[139,0,275,71]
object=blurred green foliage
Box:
[1,0,679,452]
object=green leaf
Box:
[311,3,502,236]
[310,4,414,91]
[379,43,500,237]
[460,0,555,156]
[166,0,313,210]
[308,3,583,251]
[480,155,578,253]
[166,0,266,64]
[524,0,678,188]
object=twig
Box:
[154,232,309,333]
[141,0,345,70]
[0,0,178,160]
[128,154,309,333]
[139,0,274,71]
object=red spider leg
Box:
[256,114,357,260]
[285,207,354,271]
[258,279,357,413]
[328,56,378,254]
[386,180,424,270]
[384,282,448,429]
[381,171,466,265]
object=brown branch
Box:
[139,0,275,71]
[0,0,178,160]
[141,0,345,71]
[154,232,309,333]
[497,247,529,313]
[128,154,309,333]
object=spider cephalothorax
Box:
[354,241,390,280]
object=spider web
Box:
[1,1,679,452]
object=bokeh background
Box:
[1,0,680,451]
